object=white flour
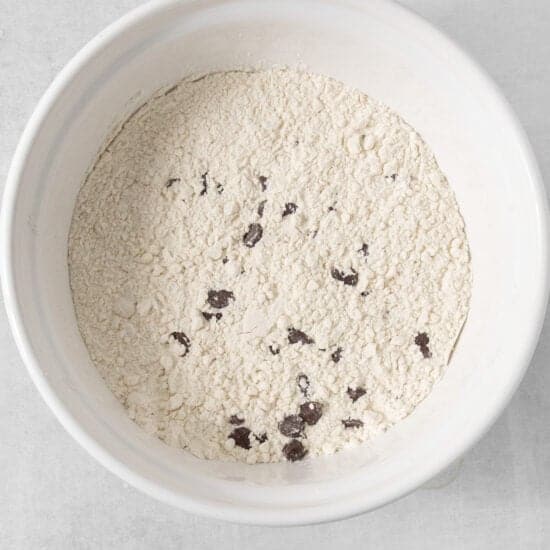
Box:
[68,69,471,463]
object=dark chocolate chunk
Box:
[331,347,343,363]
[282,202,298,217]
[201,311,222,321]
[243,223,263,248]
[347,387,366,402]
[278,415,305,438]
[414,332,432,358]
[415,332,429,347]
[200,172,208,195]
[296,374,310,396]
[331,267,359,286]
[165,177,180,188]
[360,290,370,297]
[268,344,280,356]
[229,426,251,449]
[282,439,308,462]
[222,257,229,264]
[169,331,191,357]
[342,418,363,428]
[358,243,369,260]
[207,289,234,309]
[299,401,323,425]
[229,414,244,425]
[328,205,336,212]
[258,175,268,191]
[288,328,314,345]
[255,432,268,444]
[257,200,267,218]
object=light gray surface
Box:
[1,0,549,548]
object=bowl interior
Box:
[4,0,547,523]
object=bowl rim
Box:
[2,0,549,526]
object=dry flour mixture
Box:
[68,69,471,463]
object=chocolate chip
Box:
[255,432,268,444]
[299,401,323,425]
[202,311,222,321]
[282,439,308,462]
[415,332,432,358]
[257,200,267,218]
[360,290,370,297]
[358,243,369,260]
[328,205,336,212]
[331,347,343,363]
[229,414,244,425]
[243,223,263,248]
[415,332,429,347]
[200,172,208,195]
[389,173,397,182]
[258,175,268,191]
[282,202,298,217]
[207,289,235,309]
[229,426,251,449]
[278,415,305,438]
[216,182,224,194]
[347,387,366,402]
[268,344,280,356]
[296,374,310,396]
[331,267,359,286]
[222,257,229,264]
[165,177,180,188]
[169,331,190,357]
[288,328,314,345]
[342,418,363,428]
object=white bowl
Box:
[2,0,548,525]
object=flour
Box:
[68,69,471,463]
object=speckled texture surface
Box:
[1,1,549,548]
[68,68,470,463]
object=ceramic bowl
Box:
[2,0,548,525]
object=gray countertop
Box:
[1,1,549,548]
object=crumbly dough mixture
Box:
[68,69,471,463]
